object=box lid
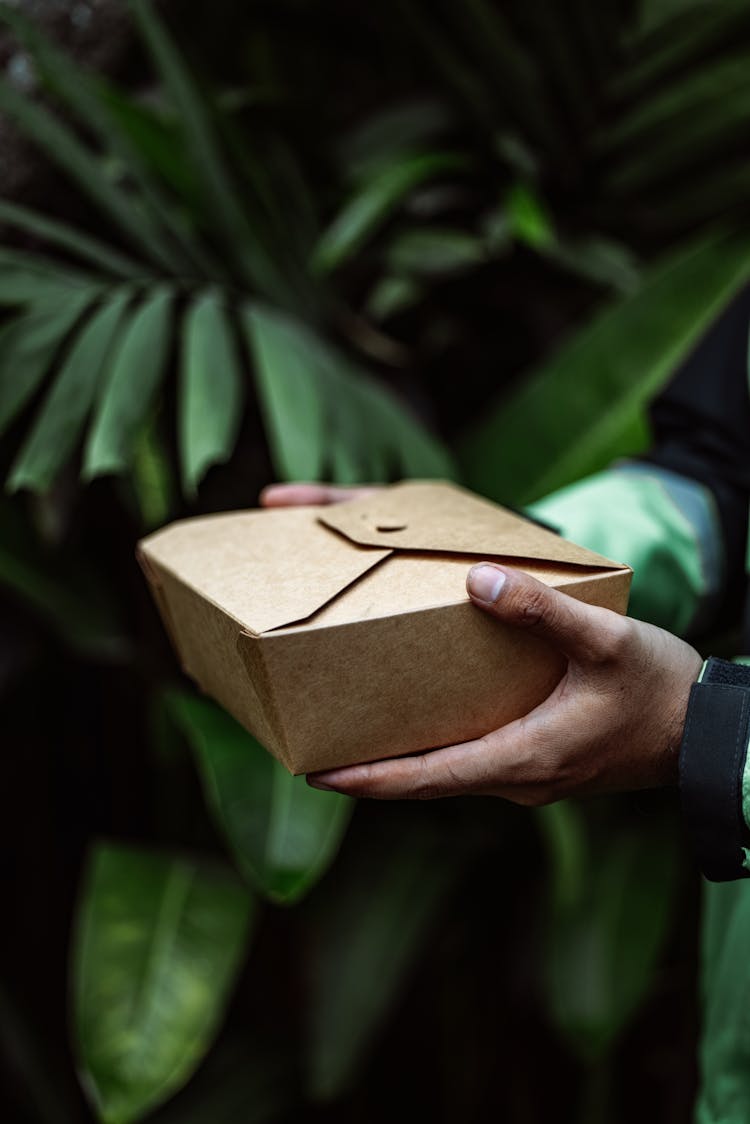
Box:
[139,481,627,636]
[320,481,624,568]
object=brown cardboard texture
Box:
[138,481,632,775]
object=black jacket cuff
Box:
[679,657,750,881]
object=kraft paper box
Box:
[138,481,631,775]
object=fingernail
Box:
[467,564,506,604]
[307,774,338,791]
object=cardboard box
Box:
[138,481,631,774]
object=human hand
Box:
[307,562,703,804]
[260,482,380,507]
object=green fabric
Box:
[697,880,750,1123]
[529,466,750,1124]
[528,465,716,634]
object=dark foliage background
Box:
[2,1,749,1121]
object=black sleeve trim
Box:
[640,286,750,631]
[679,658,750,882]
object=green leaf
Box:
[0,291,95,439]
[0,199,142,279]
[0,250,97,305]
[84,286,173,478]
[606,89,750,197]
[243,303,454,484]
[169,693,353,905]
[0,5,197,276]
[179,292,244,494]
[343,356,455,479]
[305,815,460,1100]
[539,805,681,1059]
[312,151,469,274]
[130,0,286,299]
[0,77,173,272]
[366,275,422,321]
[547,236,641,294]
[132,413,177,531]
[386,227,485,276]
[242,303,327,480]
[604,54,750,151]
[338,99,455,181]
[507,182,556,250]
[460,230,750,504]
[8,289,133,493]
[73,842,253,1124]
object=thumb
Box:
[466,562,618,662]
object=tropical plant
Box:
[2,1,750,1121]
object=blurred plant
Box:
[2,0,750,1121]
[0,0,453,505]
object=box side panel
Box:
[151,568,287,765]
[254,601,566,774]
[558,567,632,615]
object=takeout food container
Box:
[138,481,632,774]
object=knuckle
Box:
[590,612,635,663]
[404,757,442,800]
[517,584,552,629]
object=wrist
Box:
[679,657,750,881]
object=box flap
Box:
[320,480,627,570]
[139,507,391,636]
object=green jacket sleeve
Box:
[527,461,724,637]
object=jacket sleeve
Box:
[526,285,750,880]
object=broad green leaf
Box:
[460,230,750,505]
[242,303,327,481]
[312,151,469,274]
[305,816,460,1100]
[0,291,95,439]
[0,199,141,279]
[539,807,681,1059]
[179,292,244,494]
[169,693,353,905]
[73,842,253,1124]
[338,362,455,480]
[8,290,133,493]
[0,251,96,305]
[348,364,454,478]
[84,286,173,478]
[0,78,173,272]
[243,303,454,484]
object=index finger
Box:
[260,483,380,507]
[306,717,546,801]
